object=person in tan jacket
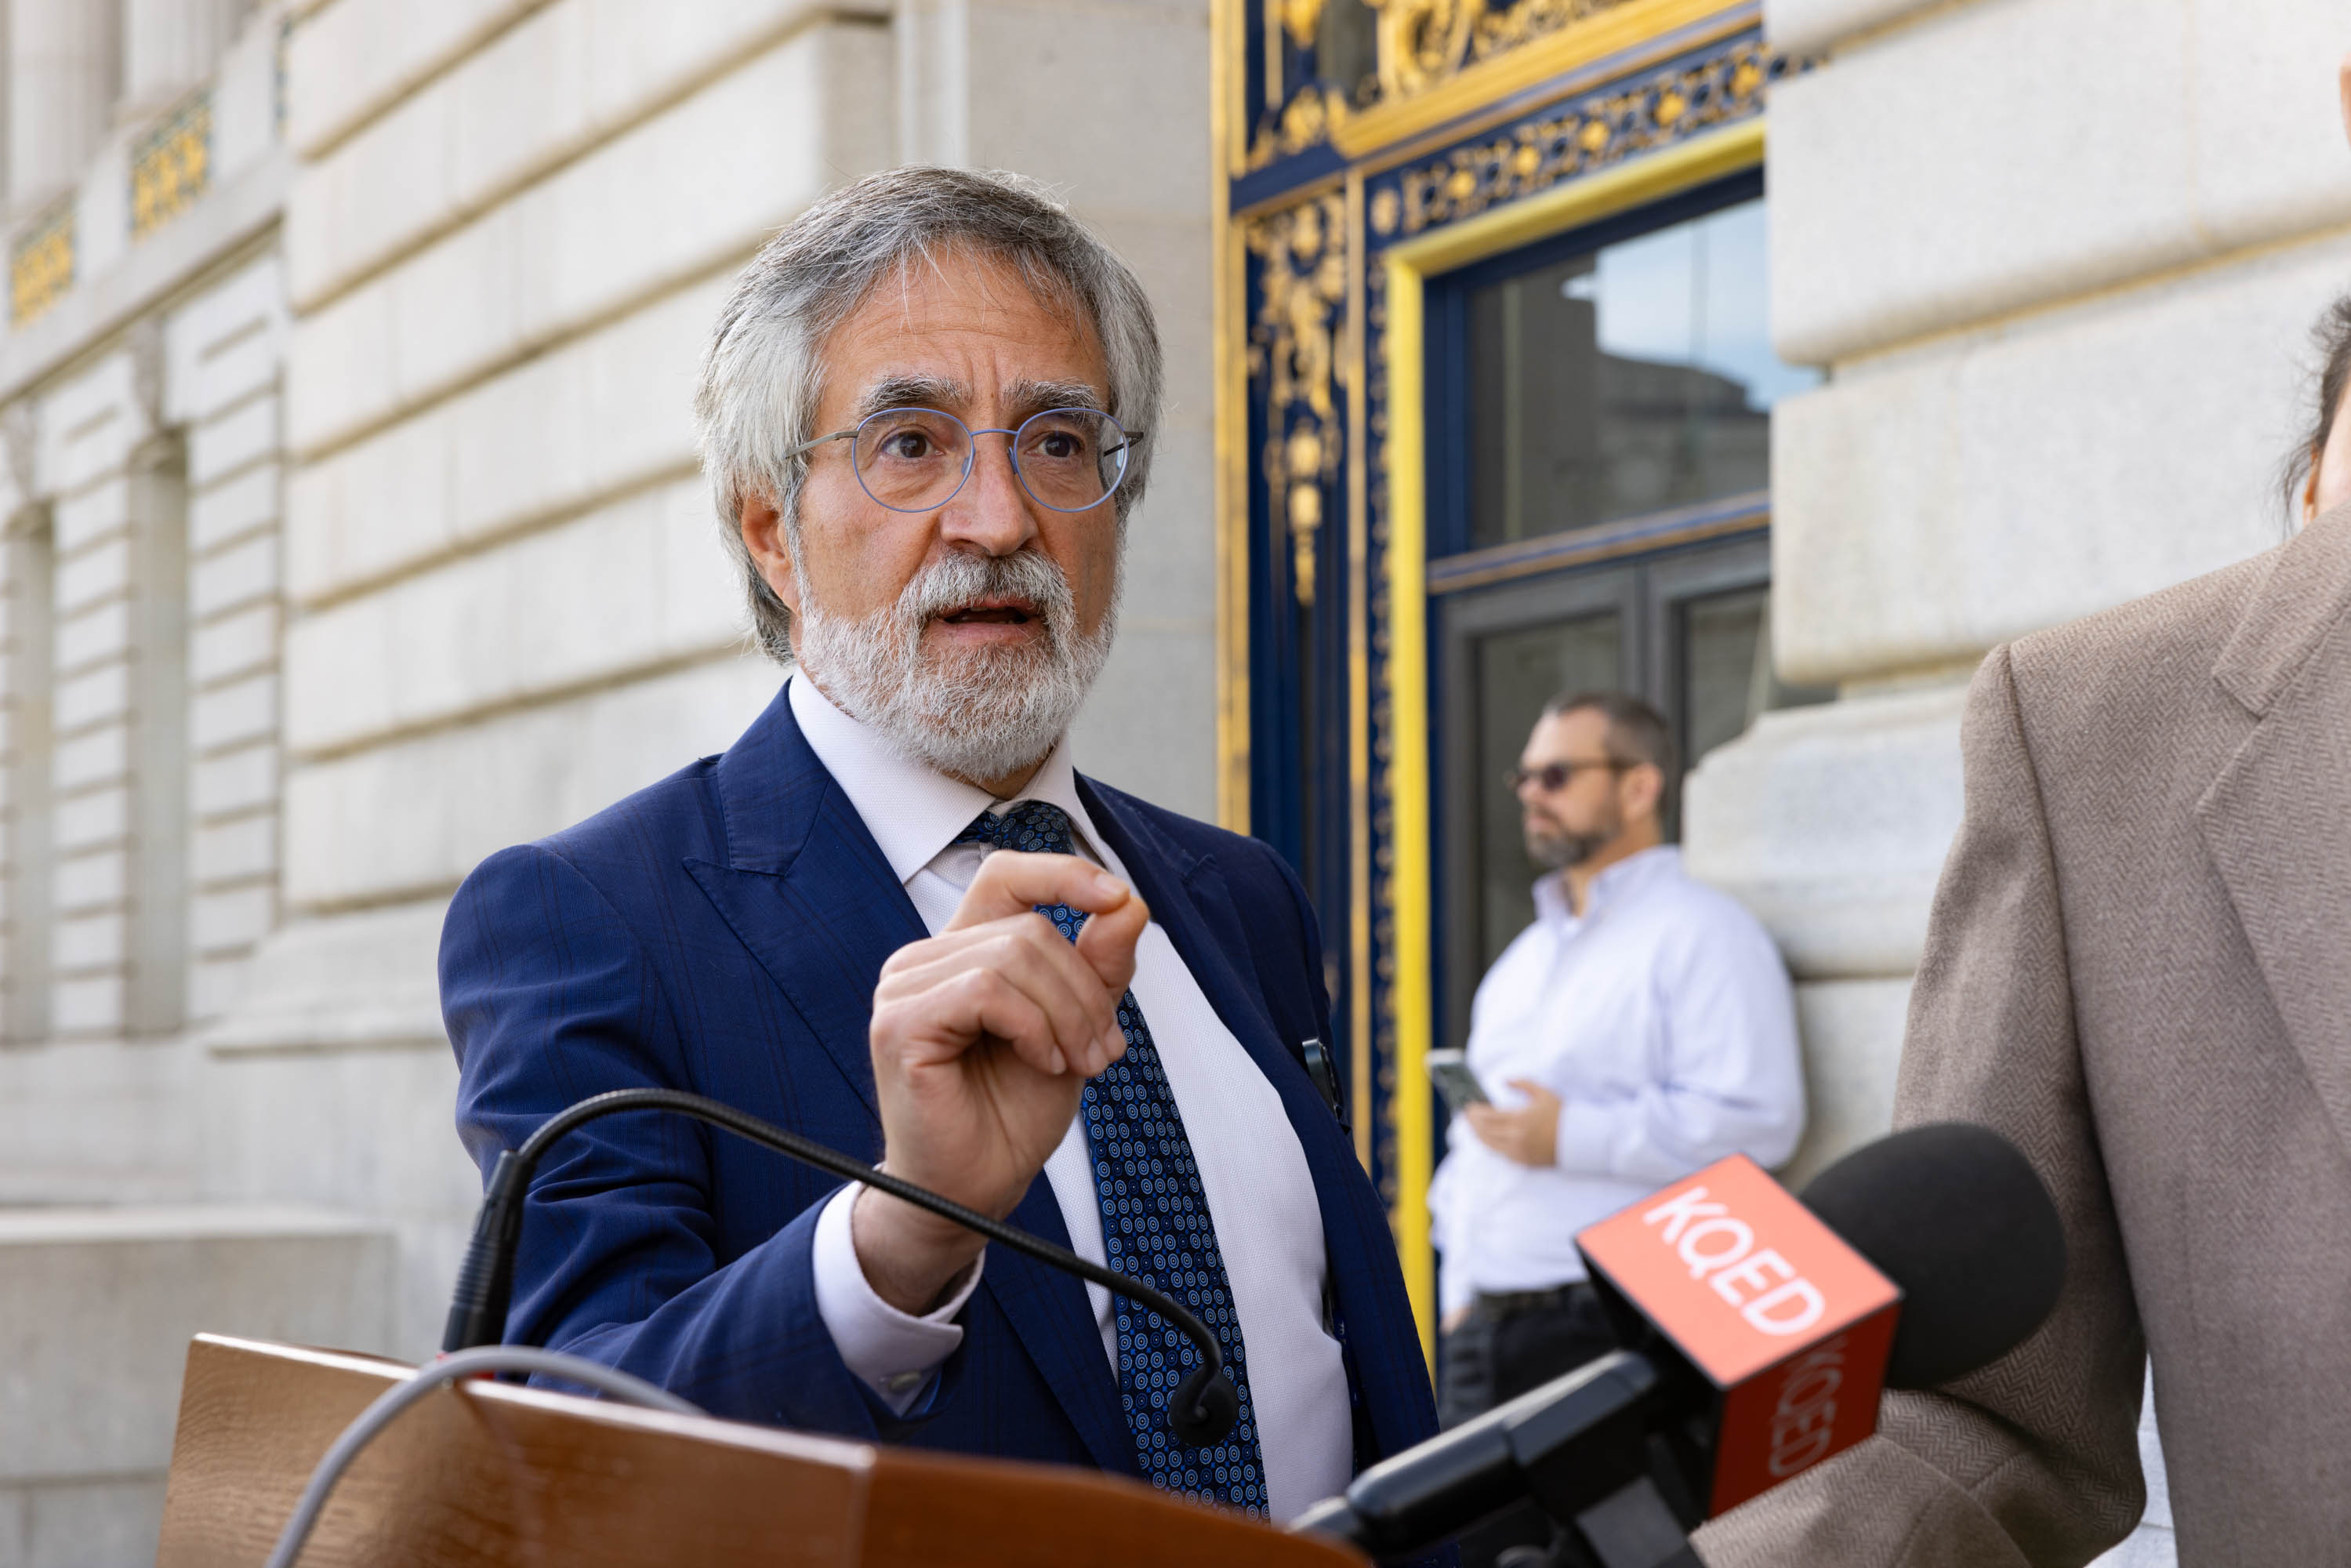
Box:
[1694,147,2351,1568]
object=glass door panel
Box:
[1459,194,1819,550]
[1438,568,1640,1055]
[1680,586,1772,771]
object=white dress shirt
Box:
[790,675,1352,1520]
[1426,846,1804,1316]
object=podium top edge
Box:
[186,1335,885,1473]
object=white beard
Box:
[792,546,1116,784]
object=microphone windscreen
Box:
[1798,1123,2065,1389]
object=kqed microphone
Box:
[441,1087,1240,1445]
[1295,1123,2065,1566]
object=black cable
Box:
[443,1086,1240,1445]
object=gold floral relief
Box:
[1246,192,1351,608]
[1279,0,1329,47]
[1379,36,1769,235]
[9,201,73,325]
[1468,0,1623,64]
[1370,0,1481,98]
[131,92,212,242]
[1250,0,1665,168]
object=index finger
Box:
[945,849,1133,931]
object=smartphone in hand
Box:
[1427,1049,1489,1118]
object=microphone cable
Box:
[263,1345,702,1568]
[442,1086,1241,1446]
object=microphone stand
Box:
[1294,1351,1701,1568]
[442,1086,1241,1446]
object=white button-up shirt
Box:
[1428,846,1804,1316]
[791,675,1352,1520]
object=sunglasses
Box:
[1504,758,1634,793]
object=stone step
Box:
[0,1205,393,1568]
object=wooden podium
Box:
[156,1335,1370,1567]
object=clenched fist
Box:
[851,849,1148,1313]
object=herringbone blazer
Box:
[1696,501,2351,1566]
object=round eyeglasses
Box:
[787,406,1137,514]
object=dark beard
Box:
[1526,826,1606,870]
[1526,797,1620,870]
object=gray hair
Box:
[694,165,1164,663]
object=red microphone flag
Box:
[1575,1152,1902,1515]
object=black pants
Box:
[1437,1287,1621,1568]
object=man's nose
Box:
[940,434,1038,555]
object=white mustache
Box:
[899,549,1075,635]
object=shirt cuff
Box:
[1552,1094,1620,1180]
[811,1184,985,1416]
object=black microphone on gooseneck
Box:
[1295,1123,2066,1566]
[441,1087,1241,1446]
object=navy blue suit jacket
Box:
[442,685,1439,1482]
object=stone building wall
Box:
[1689,0,2351,1181]
[1686,5,2351,1559]
[0,6,384,1555]
[0,0,1217,1560]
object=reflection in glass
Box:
[1460,588,1834,1000]
[1465,198,1819,549]
[1472,613,1620,975]
[1679,587,1833,780]
[1684,587,1769,772]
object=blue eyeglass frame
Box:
[785,405,1141,514]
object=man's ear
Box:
[739,493,801,619]
[1621,760,1667,824]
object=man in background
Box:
[1428,691,1803,1560]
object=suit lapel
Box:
[684,688,923,1119]
[978,1177,1137,1474]
[2195,504,2351,1158]
[1077,779,1332,1155]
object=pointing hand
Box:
[856,850,1148,1312]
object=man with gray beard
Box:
[439,166,1438,1526]
[1425,691,1801,1566]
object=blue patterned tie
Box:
[954,800,1270,1513]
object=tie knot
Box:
[956,799,1078,858]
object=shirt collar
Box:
[1531,843,1682,924]
[787,672,1101,886]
